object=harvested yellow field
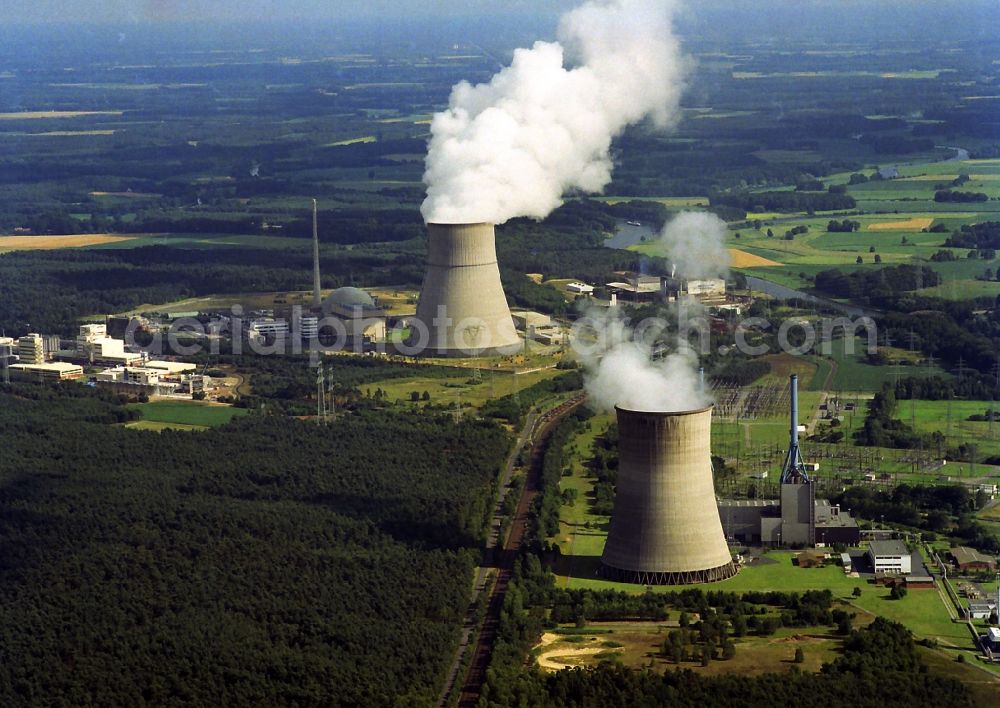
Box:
[0,234,136,251]
[728,248,782,267]
[0,110,123,120]
[867,217,934,231]
[90,191,161,198]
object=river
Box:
[745,276,870,318]
[604,219,658,249]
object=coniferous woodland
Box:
[0,382,509,706]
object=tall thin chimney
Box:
[312,198,321,309]
[780,374,808,483]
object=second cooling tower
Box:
[408,222,520,356]
[601,405,738,585]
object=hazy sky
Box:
[1,0,996,47]
[0,0,573,24]
[2,0,996,25]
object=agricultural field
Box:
[628,153,1000,296]
[0,233,137,251]
[127,400,248,430]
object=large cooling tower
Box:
[407,222,520,356]
[601,405,738,585]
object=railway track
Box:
[455,393,586,708]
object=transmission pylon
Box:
[316,364,327,424]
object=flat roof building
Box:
[10,362,84,381]
[868,540,912,575]
[145,360,198,374]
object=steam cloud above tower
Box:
[661,211,731,280]
[579,308,710,413]
[421,0,689,224]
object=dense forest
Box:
[0,382,510,705]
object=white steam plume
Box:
[578,307,709,413]
[421,0,689,224]
[660,211,731,280]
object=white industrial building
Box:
[566,282,594,295]
[606,273,663,303]
[17,333,46,365]
[144,360,198,375]
[75,324,144,365]
[867,540,912,575]
[0,336,15,360]
[248,318,290,343]
[968,601,998,620]
[96,364,209,395]
[9,362,84,381]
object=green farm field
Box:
[128,400,249,429]
[628,153,1000,295]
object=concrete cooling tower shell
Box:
[601,405,738,585]
[408,223,521,357]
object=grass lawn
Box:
[365,367,563,409]
[553,414,615,564]
[129,400,248,428]
[851,587,970,647]
[554,549,866,595]
[901,399,1000,462]
[825,336,951,393]
[916,279,1000,300]
[125,419,208,432]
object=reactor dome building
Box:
[407,222,520,357]
[601,405,738,585]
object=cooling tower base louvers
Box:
[600,562,737,586]
[600,405,738,586]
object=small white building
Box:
[867,540,912,575]
[968,601,997,620]
[248,318,290,343]
[566,282,594,295]
[511,311,553,330]
[841,553,853,573]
